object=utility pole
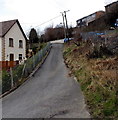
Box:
[61,10,70,41]
[64,10,70,41]
[61,12,66,39]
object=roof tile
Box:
[0,19,17,37]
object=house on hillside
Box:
[105,1,118,14]
[105,1,118,26]
[0,19,27,69]
[76,11,105,28]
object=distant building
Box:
[76,11,105,28]
[115,18,118,27]
[105,1,118,26]
[105,1,118,14]
[0,19,27,68]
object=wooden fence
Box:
[0,61,19,70]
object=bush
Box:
[87,45,113,59]
[100,45,113,56]
[73,29,83,46]
[13,65,24,86]
[2,70,11,93]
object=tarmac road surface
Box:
[2,44,90,118]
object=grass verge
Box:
[63,42,118,119]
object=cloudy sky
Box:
[0,0,116,33]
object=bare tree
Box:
[73,28,82,46]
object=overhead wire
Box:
[24,14,61,33]
[35,15,61,28]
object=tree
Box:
[44,27,55,41]
[42,25,65,42]
[29,28,39,43]
[39,34,48,43]
[68,26,73,38]
[73,28,82,46]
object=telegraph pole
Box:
[61,12,66,38]
[61,10,70,41]
[64,10,70,41]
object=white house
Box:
[0,19,27,64]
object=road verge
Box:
[63,42,118,119]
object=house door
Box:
[10,54,14,61]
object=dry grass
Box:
[63,42,118,118]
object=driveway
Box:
[50,39,64,44]
[2,44,90,118]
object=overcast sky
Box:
[0,0,116,33]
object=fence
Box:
[1,42,51,94]
[0,61,19,70]
[81,31,118,54]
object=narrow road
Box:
[2,44,90,118]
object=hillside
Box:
[63,33,118,118]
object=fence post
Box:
[32,55,35,69]
[40,49,43,60]
[10,67,14,88]
[105,31,107,45]
[22,63,26,77]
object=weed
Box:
[63,42,118,118]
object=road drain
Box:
[49,110,69,118]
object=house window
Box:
[19,40,23,48]
[19,54,22,60]
[9,54,14,61]
[9,38,13,47]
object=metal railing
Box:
[81,31,118,54]
[1,43,51,94]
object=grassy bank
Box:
[63,42,118,119]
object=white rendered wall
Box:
[5,23,26,61]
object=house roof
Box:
[76,11,105,22]
[0,19,27,40]
[105,1,118,7]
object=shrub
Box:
[13,65,24,86]
[87,45,113,59]
[2,70,11,93]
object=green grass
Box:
[63,43,118,119]
[63,47,72,56]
